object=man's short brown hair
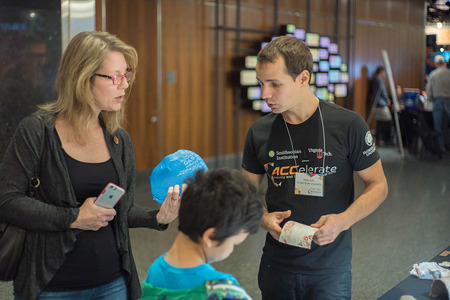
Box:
[257,36,313,81]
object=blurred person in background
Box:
[426,54,450,158]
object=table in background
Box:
[399,109,437,156]
[378,246,450,300]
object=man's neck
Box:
[282,93,319,125]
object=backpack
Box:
[140,279,252,300]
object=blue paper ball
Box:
[150,150,208,204]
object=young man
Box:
[242,36,388,299]
[140,168,264,300]
[426,54,450,158]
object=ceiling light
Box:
[437,22,443,28]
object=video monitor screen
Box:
[261,36,279,49]
[305,33,320,47]
[335,84,347,97]
[316,87,329,101]
[329,55,342,69]
[328,70,341,83]
[431,51,450,62]
[310,73,315,85]
[340,72,349,83]
[310,48,319,62]
[315,73,329,87]
[310,85,317,95]
[247,86,261,100]
[280,24,296,35]
[313,63,319,73]
[261,101,271,113]
[245,56,257,68]
[252,100,261,111]
[252,100,271,113]
[319,48,329,60]
[319,61,329,72]
[252,100,272,113]
[240,70,258,86]
[320,36,330,48]
[294,28,305,40]
[328,84,335,92]
[328,93,335,102]
[340,63,348,72]
[329,43,338,54]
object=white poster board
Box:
[381,49,405,159]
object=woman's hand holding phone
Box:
[70,183,124,230]
[70,197,117,231]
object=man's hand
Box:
[261,210,291,240]
[311,214,348,246]
[312,160,388,246]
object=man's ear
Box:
[201,228,216,248]
[297,70,310,85]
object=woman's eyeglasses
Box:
[93,71,133,85]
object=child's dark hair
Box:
[178,168,264,245]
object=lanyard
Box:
[283,99,326,173]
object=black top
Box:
[44,147,122,290]
[242,101,380,275]
[0,112,165,299]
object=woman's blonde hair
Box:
[40,31,138,144]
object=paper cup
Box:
[279,221,318,249]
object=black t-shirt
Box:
[44,146,122,290]
[242,101,379,275]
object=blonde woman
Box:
[0,31,182,300]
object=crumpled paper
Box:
[410,262,450,280]
[278,221,317,249]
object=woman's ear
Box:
[201,228,216,248]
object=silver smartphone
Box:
[95,183,125,208]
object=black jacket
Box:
[0,111,166,299]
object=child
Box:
[140,168,264,300]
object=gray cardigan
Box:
[0,112,166,299]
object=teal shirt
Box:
[146,253,236,289]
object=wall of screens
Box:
[236,24,349,113]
